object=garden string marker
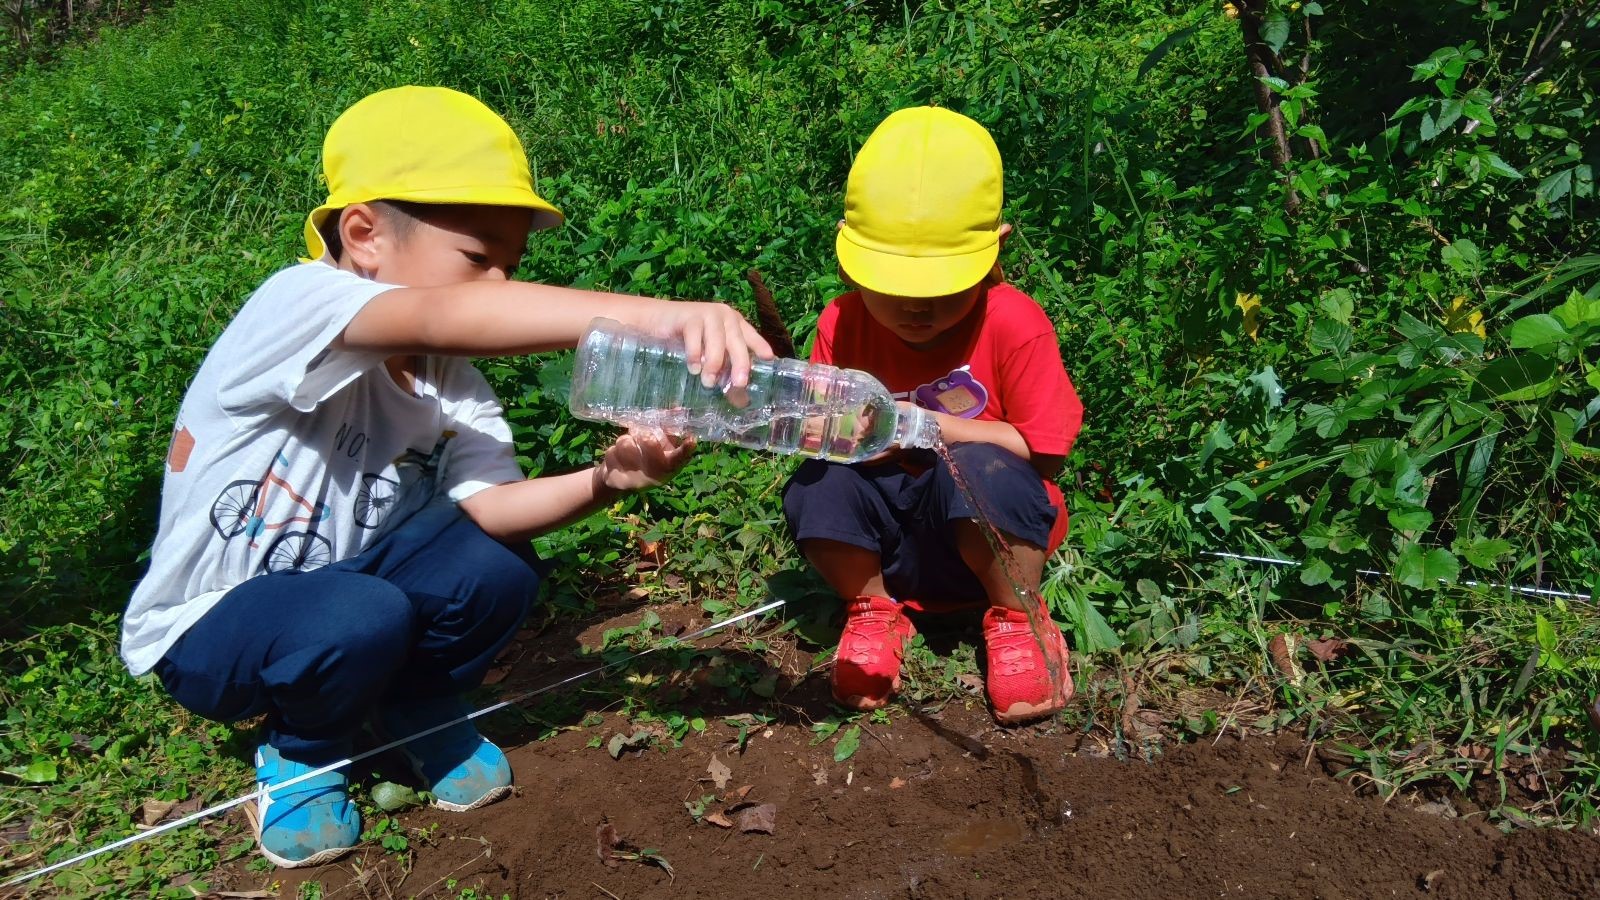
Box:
[1,598,786,889]
[1201,550,1593,602]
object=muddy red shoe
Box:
[983,606,1074,725]
[831,595,915,711]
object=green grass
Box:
[2,0,1598,893]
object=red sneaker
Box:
[983,606,1075,725]
[831,596,916,711]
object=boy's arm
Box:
[457,429,691,542]
[924,409,1065,478]
[340,281,772,386]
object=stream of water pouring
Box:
[932,439,1068,708]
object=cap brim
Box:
[836,230,998,299]
[303,186,565,259]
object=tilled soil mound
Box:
[254,700,1600,900]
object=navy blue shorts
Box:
[781,442,1062,609]
[155,502,543,764]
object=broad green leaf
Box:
[8,759,58,783]
[1441,239,1481,276]
[1197,420,1235,466]
[1552,291,1600,328]
[1394,544,1459,588]
[1481,152,1521,179]
[1456,536,1512,568]
[1302,402,1346,438]
[1387,506,1433,532]
[1395,313,1439,341]
[1534,615,1557,653]
[1318,288,1354,324]
[1473,354,1558,401]
[1262,13,1290,54]
[1300,558,1333,586]
[1507,314,1568,349]
[1194,495,1233,533]
[1420,111,1441,142]
[1309,319,1352,355]
[833,725,861,762]
[1247,367,1284,408]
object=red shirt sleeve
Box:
[997,332,1083,458]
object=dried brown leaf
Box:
[1267,633,1304,684]
[889,777,907,790]
[735,803,778,835]
[707,755,732,790]
[636,535,666,569]
[482,666,510,686]
[140,799,177,827]
[733,784,754,801]
[1305,637,1352,662]
[705,810,734,829]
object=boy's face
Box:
[340,203,535,287]
[858,284,983,349]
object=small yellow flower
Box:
[1236,292,1262,341]
[1222,2,1240,19]
[1443,295,1486,339]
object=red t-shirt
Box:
[810,283,1083,458]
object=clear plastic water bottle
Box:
[569,317,941,462]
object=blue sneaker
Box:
[249,744,359,868]
[377,695,512,812]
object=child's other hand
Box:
[597,427,695,492]
[640,302,774,390]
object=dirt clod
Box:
[733,802,777,834]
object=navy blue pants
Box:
[155,503,542,765]
[782,442,1061,609]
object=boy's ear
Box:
[338,203,384,273]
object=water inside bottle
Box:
[574,330,906,462]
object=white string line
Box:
[1,598,786,889]
[9,544,1593,886]
[1201,550,1594,601]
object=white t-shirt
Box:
[121,262,525,676]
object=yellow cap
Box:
[836,107,1003,298]
[304,86,564,259]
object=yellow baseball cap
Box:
[836,107,1003,298]
[304,86,564,259]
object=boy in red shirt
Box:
[782,107,1084,724]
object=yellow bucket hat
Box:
[836,106,1003,298]
[304,86,564,259]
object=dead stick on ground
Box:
[592,882,624,900]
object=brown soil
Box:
[216,602,1600,900]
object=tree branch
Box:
[1238,0,1299,214]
